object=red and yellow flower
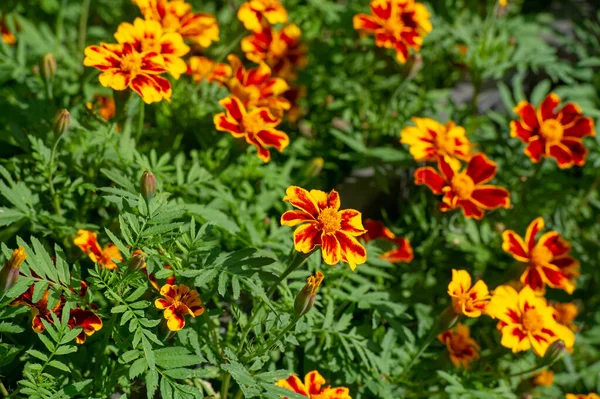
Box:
[242,24,307,81]
[502,217,579,294]
[448,269,490,317]
[361,219,413,263]
[487,285,575,356]
[553,302,578,332]
[400,117,472,168]
[1,14,16,45]
[414,154,510,219]
[281,186,367,270]
[83,42,172,104]
[186,56,231,84]
[86,95,116,121]
[73,229,123,270]
[532,369,554,387]
[114,17,190,79]
[276,370,351,399]
[510,93,595,168]
[353,0,432,63]
[437,323,480,369]
[155,283,204,331]
[566,395,600,399]
[238,0,288,32]
[213,96,289,162]
[133,0,219,48]
[68,308,103,344]
[11,285,64,333]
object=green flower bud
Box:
[41,53,56,83]
[303,157,324,179]
[0,246,26,296]
[128,249,147,272]
[294,271,324,317]
[543,339,566,365]
[140,170,156,200]
[437,305,460,333]
[53,109,71,137]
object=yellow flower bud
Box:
[128,249,147,272]
[294,271,324,317]
[41,53,56,83]
[0,246,26,295]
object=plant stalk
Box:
[48,134,65,216]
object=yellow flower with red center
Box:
[400,117,473,168]
[155,283,204,331]
[238,0,288,32]
[133,0,219,48]
[242,24,307,81]
[83,42,172,104]
[281,186,367,270]
[532,369,554,387]
[276,370,351,399]
[186,56,231,84]
[73,229,123,270]
[11,284,64,333]
[447,269,490,317]
[86,94,116,121]
[353,0,432,63]
[414,154,510,219]
[68,308,103,344]
[553,302,578,331]
[437,323,480,369]
[502,217,579,294]
[566,395,600,399]
[487,285,575,356]
[361,219,413,263]
[213,96,289,162]
[114,18,190,79]
[510,93,596,168]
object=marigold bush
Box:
[1,0,599,398]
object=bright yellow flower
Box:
[186,56,231,84]
[448,269,491,317]
[437,323,480,369]
[73,229,123,270]
[276,370,351,398]
[238,0,288,32]
[155,284,204,331]
[532,369,554,387]
[566,395,600,399]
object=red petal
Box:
[414,167,446,194]
[514,101,539,130]
[539,93,560,121]
[510,120,533,142]
[563,117,595,139]
[524,137,545,162]
[456,199,484,219]
[561,138,588,166]
[466,154,497,185]
[470,186,510,210]
[548,143,574,168]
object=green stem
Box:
[0,381,8,397]
[233,390,243,399]
[163,330,175,343]
[242,317,300,362]
[215,31,245,63]
[221,374,231,399]
[203,311,223,360]
[48,134,64,216]
[77,0,91,66]
[46,81,54,101]
[136,100,145,142]
[509,364,546,378]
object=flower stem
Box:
[77,0,91,67]
[221,374,231,399]
[233,390,243,399]
[241,316,300,362]
[0,380,8,397]
[48,134,64,216]
[508,364,545,378]
[136,100,145,142]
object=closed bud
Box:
[294,271,324,317]
[128,249,147,272]
[437,305,460,333]
[41,53,56,83]
[303,157,324,179]
[140,170,156,200]
[407,53,423,80]
[543,340,566,365]
[0,247,26,295]
[53,109,71,137]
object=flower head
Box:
[213,96,289,162]
[0,246,26,295]
[353,0,432,63]
[487,285,575,356]
[242,24,307,81]
[155,284,204,331]
[502,217,579,294]
[83,42,172,104]
[361,219,413,263]
[276,370,351,399]
[566,395,600,399]
[86,95,116,121]
[1,14,16,45]
[281,186,367,270]
[448,269,490,317]
[532,369,554,387]
[553,302,578,331]
[73,229,123,270]
[133,0,219,48]
[114,18,190,79]
[294,271,324,317]
[186,56,231,84]
[414,153,510,219]
[238,0,288,32]
[510,93,595,168]
[11,285,64,333]
[437,323,480,369]
[68,308,103,344]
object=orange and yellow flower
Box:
[1,14,16,45]
[83,42,172,104]
[353,0,432,63]
[114,17,190,79]
[400,117,472,168]
[415,154,510,219]
[86,94,116,121]
[281,186,367,270]
[186,56,231,84]
[553,302,578,331]
[510,93,595,168]
[532,369,554,387]
[155,283,204,331]
[437,323,480,369]
[238,0,288,32]
[213,96,289,162]
[242,24,307,81]
[276,370,351,399]
[566,395,600,399]
[502,217,579,294]
[11,285,64,333]
[448,269,490,317]
[487,285,575,356]
[133,0,219,48]
[73,229,123,270]
[361,219,413,263]
[68,308,103,344]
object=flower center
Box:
[539,119,564,143]
[530,244,553,267]
[318,207,341,234]
[450,173,475,200]
[522,308,543,333]
[241,113,263,134]
[120,53,142,75]
[434,132,455,155]
[449,334,470,353]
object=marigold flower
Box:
[510,93,595,168]
[400,117,472,168]
[553,302,578,332]
[276,370,351,399]
[68,308,103,344]
[448,269,490,317]
[353,0,432,63]
[361,219,413,263]
[11,285,64,333]
[187,56,231,84]
[415,154,510,219]
[238,0,288,32]
[0,246,26,295]
[114,18,190,79]
[73,229,123,270]
[437,323,480,369]
[281,186,367,270]
[487,285,575,356]
[133,0,219,48]
[155,284,204,331]
[86,95,116,121]
[83,42,172,104]
[532,369,554,387]
[294,271,324,317]
[502,217,578,294]
[213,96,289,162]
[242,24,307,81]
[1,14,16,45]
[566,395,600,399]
